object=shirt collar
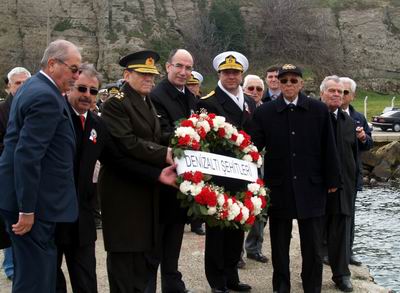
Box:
[283,96,298,106]
[218,80,244,110]
[71,105,88,118]
[40,70,58,89]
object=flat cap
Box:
[213,51,248,73]
[278,64,303,78]
[119,50,160,75]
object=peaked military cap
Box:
[119,50,160,75]
[106,83,119,95]
[278,64,303,78]
[213,51,249,73]
[187,71,204,85]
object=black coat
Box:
[327,109,358,216]
[150,78,198,223]
[251,93,341,219]
[197,86,256,193]
[0,94,12,249]
[99,83,167,252]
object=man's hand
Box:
[166,147,174,165]
[159,164,178,188]
[356,126,367,143]
[328,187,338,193]
[12,213,34,235]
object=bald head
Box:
[166,49,194,89]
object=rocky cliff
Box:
[0,0,399,92]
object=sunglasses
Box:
[279,78,299,84]
[247,86,263,92]
[56,58,81,74]
[343,90,350,95]
[76,85,99,96]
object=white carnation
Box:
[236,134,244,145]
[242,154,252,162]
[248,183,261,194]
[224,124,235,137]
[251,197,262,215]
[207,206,217,215]
[179,181,192,194]
[259,188,267,196]
[227,202,241,220]
[197,120,211,133]
[188,117,198,125]
[217,194,225,206]
[212,116,226,130]
[240,206,250,224]
[190,183,204,196]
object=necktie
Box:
[80,115,85,130]
[330,112,337,142]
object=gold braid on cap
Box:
[218,55,243,71]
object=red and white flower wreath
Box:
[171,112,269,230]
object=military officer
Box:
[98,50,175,293]
[186,70,203,98]
[197,51,255,293]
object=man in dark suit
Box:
[261,66,281,103]
[147,48,197,293]
[197,51,255,293]
[320,76,358,292]
[340,77,373,266]
[0,39,81,293]
[98,50,175,293]
[55,63,177,293]
[0,67,31,280]
[251,64,341,293]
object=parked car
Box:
[371,110,400,132]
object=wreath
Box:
[171,112,269,231]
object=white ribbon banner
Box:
[174,150,258,182]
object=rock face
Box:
[364,141,400,181]
[0,0,399,90]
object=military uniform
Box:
[98,51,168,293]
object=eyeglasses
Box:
[343,90,351,95]
[76,85,99,96]
[279,78,299,84]
[247,86,263,92]
[170,63,193,72]
[56,59,81,74]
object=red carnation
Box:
[260,196,267,208]
[256,178,265,186]
[234,211,243,222]
[191,140,200,150]
[191,113,199,119]
[178,135,190,146]
[245,191,253,200]
[220,209,229,220]
[249,151,260,161]
[198,127,207,139]
[205,190,217,207]
[208,113,216,119]
[239,130,251,141]
[180,119,194,128]
[192,171,203,184]
[218,128,226,137]
[240,139,251,150]
[183,172,193,181]
[230,134,238,142]
[246,214,256,225]
[244,198,254,212]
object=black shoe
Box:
[211,287,229,293]
[322,255,330,265]
[247,252,268,263]
[334,278,353,292]
[227,282,252,292]
[237,258,246,269]
[349,256,362,266]
[191,227,205,235]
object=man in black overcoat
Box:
[250,64,341,293]
[197,51,255,293]
[147,49,198,293]
[320,76,358,292]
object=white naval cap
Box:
[187,71,204,85]
[212,51,249,73]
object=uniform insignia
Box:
[89,129,97,144]
[113,91,125,100]
[282,64,297,70]
[201,91,215,100]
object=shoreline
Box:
[0,223,391,292]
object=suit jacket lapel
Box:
[216,87,243,125]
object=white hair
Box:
[320,75,342,92]
[339,77,357,93]
[7,67,31,81]
[40,39,80,69]
[243,74,264,90]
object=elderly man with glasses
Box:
[251,64,341,293]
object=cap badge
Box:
[145,57,155,66]
[226,55,236,65]
[282,64,296,70]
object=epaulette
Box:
[112,91,125,101]
[200,91,215,100]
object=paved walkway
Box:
[0,222,389,292]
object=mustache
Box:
[78,97,92,103]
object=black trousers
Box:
[107,251,150,293]
[145,223,186,293]
[56,243,97,293]
[269,216,324,293]
[205,224,244,289]
[350,190,358,255]
[326,214,351,281]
